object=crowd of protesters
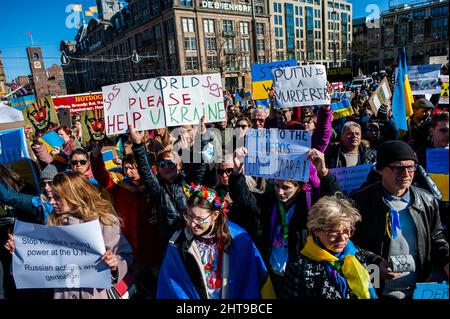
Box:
[0,71,448,300]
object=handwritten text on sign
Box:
[272,65,329,108]
[12,220,111,289]
[162,74,225,127]
[251,60,297,100]
[102,78,165,135]
[244,129,311,182]
[329,164,373,195]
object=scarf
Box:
[301,236,375,299]
[269,201,296,247]
[386,209,401,240]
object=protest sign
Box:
[15,95,59,138]
[368,77,392,115]
[427,148,449,201]
[52,92,103,114]
[9,95,36,110]
[244,129,311,181]
[400,64,441,95]
[251,60,297,100]
[12,220,111,289]
[439,75,449,105]
[162,74,225,127]
[0,127,30,164]
[413,282,448,299]
[272,65,329,108]
[102,78,165,135]
[326,67,353,83]
[329,164,373,195]
[38,130,65,153]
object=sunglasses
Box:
[39,180,52,187]
[157,159,177,169]
[217,168,233,176]
[71,160,88,166]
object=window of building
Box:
[256,23,264,35]
[186,56,198,70]
[224,38,235,50]
[184,37,197,51]
[226,55,237,69]
[223,20,233,32]
[241,39,250,52]
[204,19,215,33]
[242,56,251,69]
[239,22,249,35]
[205,37,216,50]
[399,24,408,34]
[182,18,195,32]
[431,6,448,16]
[180,0,193,7]
[168,38,176,55]
[278,3,281,12]
[274,2,277,12]
[256,39,265,51]
[33,53,39,60]
[413,10,426,20]
[207,56,218,69]
[255,4,264,14]
[154,24,162,40]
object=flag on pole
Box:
[392,47,414,131]
[235,90,242,103]
[116,137,124,156]
[71,4,82,12]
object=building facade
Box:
[61,0,272,93]
[26,47,67,99]
[352,17,380,75]
[380,0,448,73]
[0,52,7,97]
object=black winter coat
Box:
[325,143,377,169]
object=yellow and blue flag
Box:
[392,47,414,131]
[38,130,64,153]
[331,99,353,120]
[116,137,124,155]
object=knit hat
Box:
[39,164,58,182]
[376,141,418,171]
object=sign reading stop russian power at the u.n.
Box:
[251,60,297,100]
[244,128,311,182]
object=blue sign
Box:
[0,127,30,164]
[251,60,297,82]
[413,282,448,299]
[426,148,449,175]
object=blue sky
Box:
[0,0,407,81]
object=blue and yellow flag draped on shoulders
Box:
[157,222,274,299]
[392,47,414,132]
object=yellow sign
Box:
[429,173,449,202]
[441,82,449,98]
[252,80,273,100]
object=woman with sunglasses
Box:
[129,122,208,250]
[228,147,341,296]
[157,185,273,299]
[69,149,98,186]
[284,194,377,299]
[5,172,133,299]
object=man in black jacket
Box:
[352,140,449,299]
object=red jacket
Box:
[91,154,162,267]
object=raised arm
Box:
[90,143,115,190]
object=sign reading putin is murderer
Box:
[272,65,329,108]
[161,73,226,127]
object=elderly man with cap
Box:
[352,140,449,299]
[407,98,435,151]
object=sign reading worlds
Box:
[251,60,297,100]
[162,74,225,127]
[102,78,166,135]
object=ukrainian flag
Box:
[331,99,353,120]
[102,150,117,171]
[38,130,64,153]
[116,137,124,156]
[392,47,414,131]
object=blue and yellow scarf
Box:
[301,236,376,299]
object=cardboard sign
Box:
[103,78,166,135]
[251,60,297,100]
[272,65,329,108]
[244,129,311,181]
[52,93,103,114]
[0,127,30,164]
[439,75,449,105]
[162,74,225,127]
[12,220,111,289]
[368,78,392,115]
[413,282,449,299]
[329,164,373,195]
[16,96,60,138]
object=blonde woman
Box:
[284,194,378,299]
[5,172,133,299]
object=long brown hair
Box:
[187,195,233,251]
[0,165,26,192]
[48,171,119,226]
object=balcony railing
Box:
[222,30,236,37]
[224,48,236,54]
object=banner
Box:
[15,95,60,138]
[251,60,297,100]
[244,129,311,181]
[52,92,103,114]
[9,95,36,110]
[439,75,449,105]
[103,78,166,135]
[401,64,441,95]
[368,77,392,115]
[272,65,329,108]
[0,127,30,164]
[12,220,111,289]
[162,74,225,127]
[326,67,353,83]
[427,148,449,201]
[413,282,448,299]
[329,164,373,195]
